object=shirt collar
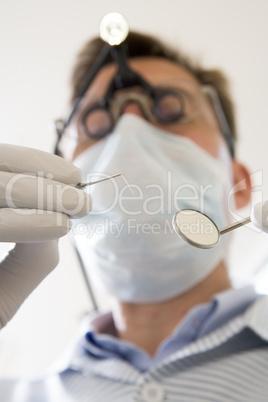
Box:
[198,285,258,337]
[77,286,261,372]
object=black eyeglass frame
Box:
[80,83,188,140]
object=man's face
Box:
[69,56,251,303]
[67,57,228,161]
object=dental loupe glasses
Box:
[54,12,234,158]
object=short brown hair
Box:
[70,31,236,140]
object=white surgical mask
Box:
[73,114,234,303]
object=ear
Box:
[231,161,251,209]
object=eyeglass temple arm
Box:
[203,85,235,158]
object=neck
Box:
[111,262,231,357]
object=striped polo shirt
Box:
[1,288,268,401]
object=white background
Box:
[0,0,268,376]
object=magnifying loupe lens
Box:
[155,93,184,123]
[82,108,113,139]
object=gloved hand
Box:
[251,201,268,233]
[0,144,92,328]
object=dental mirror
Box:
[173,209,253,249]
[173,209,221,249]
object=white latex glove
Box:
[0,144,92,328]
[251,201,268,233]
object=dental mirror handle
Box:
[219,217,251,235]
[220,201,268,235]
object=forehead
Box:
[86,57,199,97]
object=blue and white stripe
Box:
[1,296,268,401]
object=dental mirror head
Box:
[99,13,129,46]
[173,205,263,249]
[173,209,220,249]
